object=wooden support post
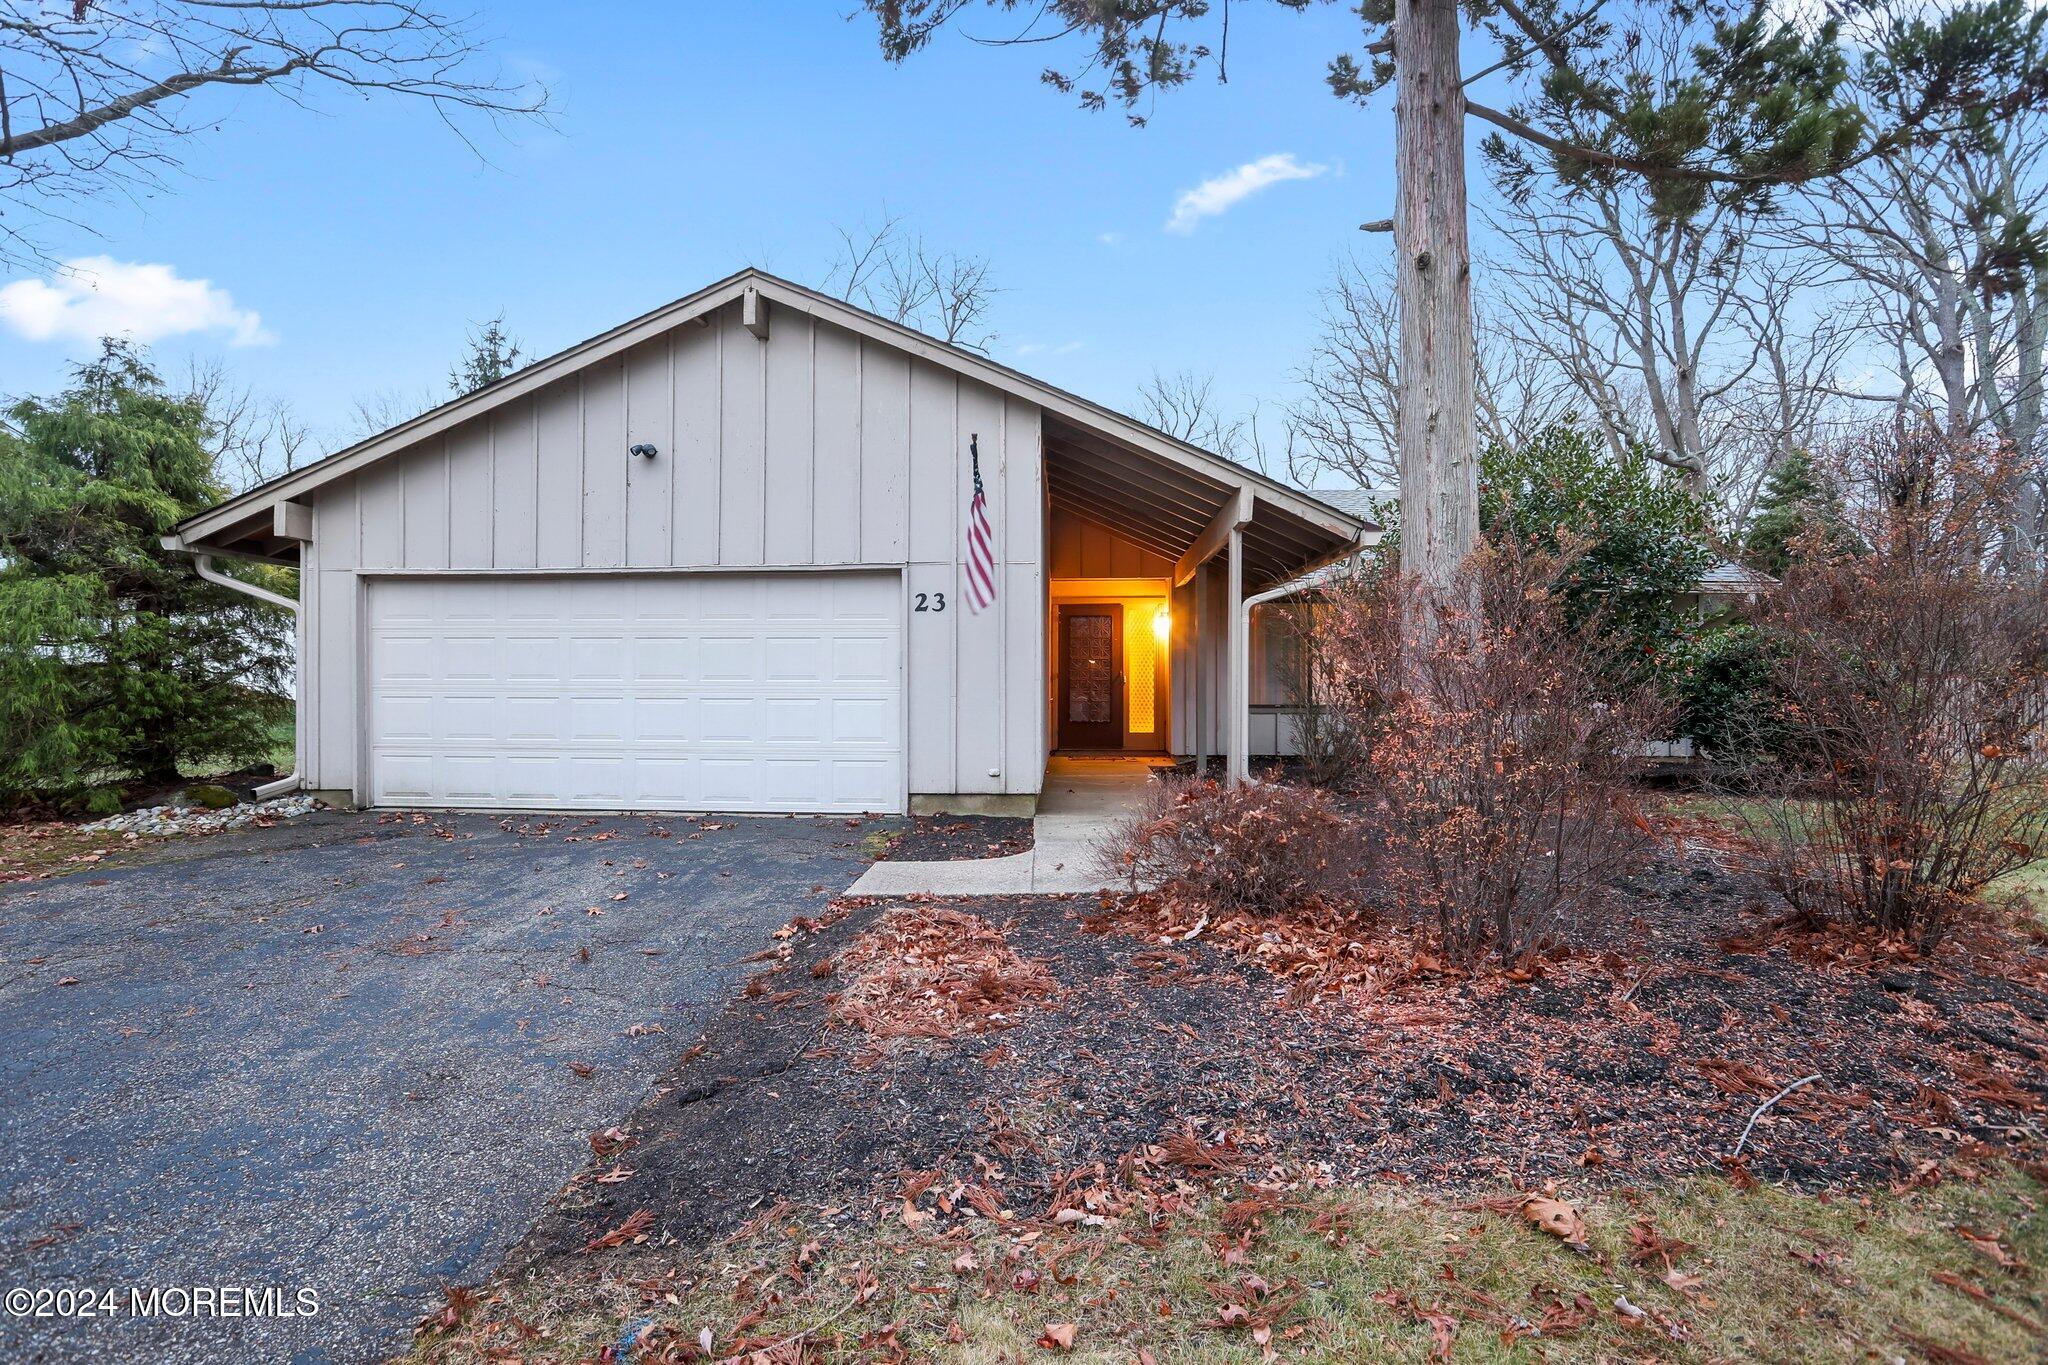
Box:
[1226,527,1247,785]
[1194,562,1209,779]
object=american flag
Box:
[964,434,997,613]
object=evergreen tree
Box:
[1744,449,1849,576]
[448,314,524,395]
[1480,420,1716,687]
[0,342,292,798]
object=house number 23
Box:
[913,592,947,613]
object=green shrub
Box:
[1677,624,1792,767]
[185,784,238,810]
[82,787,124,817]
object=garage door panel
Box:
[832,697,895,745]
[504,637,565,684]
[569,638,628,683]
[442,695,500,741]
[503,696,563,741]
[698,636,758,681]
[833,635,895,682]
[368,573,901,813]
[633,636,695,682]
[761,697,824,744]
[764,636,823,680]
[502,755,562,801]
[829,758,897,807]
[636,698,697,742]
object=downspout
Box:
[1231,538,1370,786]
[1230,578,1297,787]
[172,539,304,800]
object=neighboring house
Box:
[1242,491,1775,759]
[166,270,1366,816]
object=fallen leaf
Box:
[1520,1196,1588,1246]
[579,1208,652,1254]
[1037,1322,1077,1351]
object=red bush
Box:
[1732,428,2048,948]
[1105,776,1367,919]
[1314,539,1667,967]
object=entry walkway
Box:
[849,756,1168,896]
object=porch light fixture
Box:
[629,442,659,459]
[1153,603,1171,644]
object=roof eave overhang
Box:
[174,269,1366,562]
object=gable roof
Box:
[172,269,1366,564]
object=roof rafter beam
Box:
[1047,494,1192,561]
[1174,488,1255,587]
[1046,462,1222,544]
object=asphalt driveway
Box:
[0,808,881,1363]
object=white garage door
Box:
[365,573,902,813]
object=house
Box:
[1239,495,1776,760]
[166,270,1367,816]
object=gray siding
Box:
[301,302,1045,803]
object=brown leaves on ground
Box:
[415,1283,481,1337]
[829,905,1059,1064]
[578,1207,653,1254]
[1466,1193,1592,1250]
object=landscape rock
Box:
[80,794,320,838]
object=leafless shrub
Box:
[1729,426,2048,948]
[1105,777,1368,920]
[1265,601,1368,790]
[1316,539,1668,967]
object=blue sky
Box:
[0,4,1413,461]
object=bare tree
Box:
[185,358,312,493]
[0,1,547,267]
[347,384,438,442]
[1137,368,1243,451]
[861,0,2045,609]
[1285,256,1572,489]
[1788,100,2048,573]
[823,217,1002,352]
[1489,184,1757,490]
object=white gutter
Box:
[1229,578,1302,786]
[1229,538,1370,786]
[181,543,303,799]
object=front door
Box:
[1058,604,1124,750]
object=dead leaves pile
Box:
[828,905,1060,1063]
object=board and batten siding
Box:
[297,302,1045,804]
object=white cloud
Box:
[1166,153,1329,235]
[0,256,273,347]
[1097,231,1126,247]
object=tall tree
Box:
[860,0,2048,605]
[1287,255,1572,489]
[0,1,547,269]
[448,314,525,395]
[1742,446,1849,576]
[0,342,292,796]
[1787,26,2048,573]
[824,217,1003,351]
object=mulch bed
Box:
[514,843,2048,1269]
[875,815,1032,862]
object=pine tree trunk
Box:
[1395,0,1480,616]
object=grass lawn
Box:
[1665,792,2048,931]
[415,1167,2048,1362]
